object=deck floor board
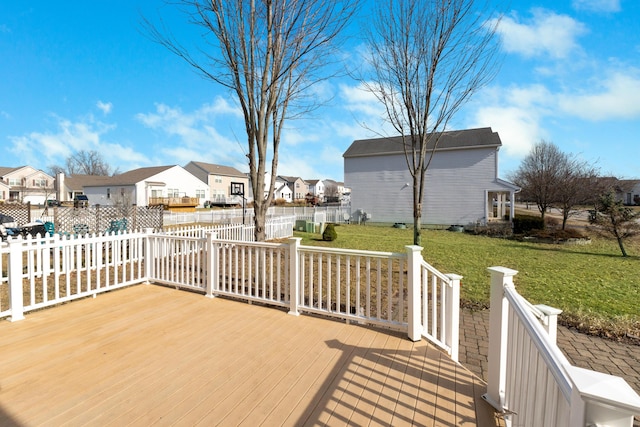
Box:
[0,285,501,426]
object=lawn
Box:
[295,224,640,337]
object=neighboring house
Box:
[343,127,520,226]
[306,179,325,200]
[81,165,209,208]
[618,179,640,205]
[0,181,10,202]
[278,176,308,201]
[0,166,55,204]
[55,173,113,203]
[273,177,293,202]
[184,161,248,206]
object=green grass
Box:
[296,224,640,336]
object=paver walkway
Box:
[459,307,640,426]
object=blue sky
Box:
[1,0,639,181]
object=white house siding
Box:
[84,166,209,207]
[84,185,136,206]
[346,147,503,225]
[134,166,209,206]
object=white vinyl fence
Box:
[484,267,640,427]
[164,215,295,241]
[163,206,351,226]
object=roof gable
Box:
[84,166,175,187]
[188,161,245,177]
[343,127,501,158]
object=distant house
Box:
[81,165,209,209]
[278,176,308,201]
[274,177,293,202]
[0,181,10,202]
[306,179,325,200]
[0,166,55,204]
[343,127,520,226]
[184,161,248,206]
[55,173,113,203]
[618,179,640,205]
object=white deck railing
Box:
[1,229,460,357]
[484,267,640,427]
[0,231,146,320]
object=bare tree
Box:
[363,0,501,245]
[554,156,599,230]
[590,191,640,257]
[49,150,116,176]
[323,181,340,202]
[145,0,358,241]
[510,141,567,226]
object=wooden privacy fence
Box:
[484,267,640,427]
[0,228,460,359]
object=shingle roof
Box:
[64,174,113,191]
[189,161,246,177]
[0,167,20,177]
[343,127,501,158]
[83,166,175,187]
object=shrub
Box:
[529,228,587,240]
[322,223,337,241]
[513,214,544,234]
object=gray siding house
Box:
[343,127,519,226]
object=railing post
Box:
[568,365,640,427]
[7,238,25,322]
[288,238,301,316]
[143,228,154,284]
[534,304,563,344]
[445,274,462,363]
[406,245,422,342]
[205,232,218,298]
[483,266,518,412]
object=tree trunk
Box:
[413,182,422,246]
[617,236,628,257]
[254,201,267,242]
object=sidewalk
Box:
[459,307,640,424]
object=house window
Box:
[167,188,179,197]
[107,188,111,199]
[214,175,222,183]
[196,189,205,199]
[8,178,20,186]
[33,179,47,187]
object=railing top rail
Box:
[298,244,404,259]
[504,285,573,402]
[210,237,288,249]
[421,259,453,283]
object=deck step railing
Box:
[484,267,640,427]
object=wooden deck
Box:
[0,285,501,426]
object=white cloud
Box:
[136,100,246,166]
[558,70,640,120]
[572,0,621,13]
[495,9,587,59]
[467,85,551,158]
[6,114,148,172]
[96,101,113,115]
